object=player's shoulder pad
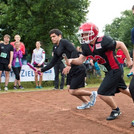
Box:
[101,35,114,45]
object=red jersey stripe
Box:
[105,51,119,69]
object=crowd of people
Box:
[0,34,27,90]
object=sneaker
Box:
[53,88,58,90]
[90,91,97,106]
[19,86,24,89]
[106,109,121,120]
[38,86,43,89]
[36,86,39,88]
[14,86,17,90]
[77,103,90,110]
[4,86,8,91]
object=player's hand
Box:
[65,59,72,66]
[62,66,71,75]
[126,58,133,68]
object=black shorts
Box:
[129,76,134,101]
[98,69,127,96]
[0,63,11,71]
[69,64,86,89]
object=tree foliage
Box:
[0,0,90,58]
[104,10,134,50]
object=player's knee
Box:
[97,94,103,99]
[68,89,75,95]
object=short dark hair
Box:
[132,5,134,10]
[49,29,62,36]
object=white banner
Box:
[1,65,55,82]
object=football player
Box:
[67,22,133,120]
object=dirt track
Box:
[0,88,134,134]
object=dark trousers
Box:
[12,67,21,80]
[54,61,65,89]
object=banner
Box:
[1,65,55,82]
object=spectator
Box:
[116,49,126,74]
[12,42,24,89]
[22,49,28,65]
[84,57,94,78]
[52,45,65,90]
[10,35,26,64]
[0,41,4,43]
[31,41,45,89]
[0,34,13,91]
[94,61,101,78]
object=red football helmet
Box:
[78,22,99,44]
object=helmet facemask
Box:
[78,23,99,44]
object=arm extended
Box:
[68,54,86,66]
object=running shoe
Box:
[106,109,121,120]
[77,103,90,110]
[19,86,24,89]
[14,86,17,90]
[38,86,43,89]
[53,88,58,90]
[90,91,97,106]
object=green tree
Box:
[0,0,90,60]
[104,10,134,50]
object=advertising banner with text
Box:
[1,65,55,82]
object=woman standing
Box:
[12,42,24,89]
[31,41,45,88]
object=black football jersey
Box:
[81,36,120,71]
[41,39,82,72]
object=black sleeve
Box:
[81,44,89,57]
[10,45,14,51]
[41,54,59,72]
